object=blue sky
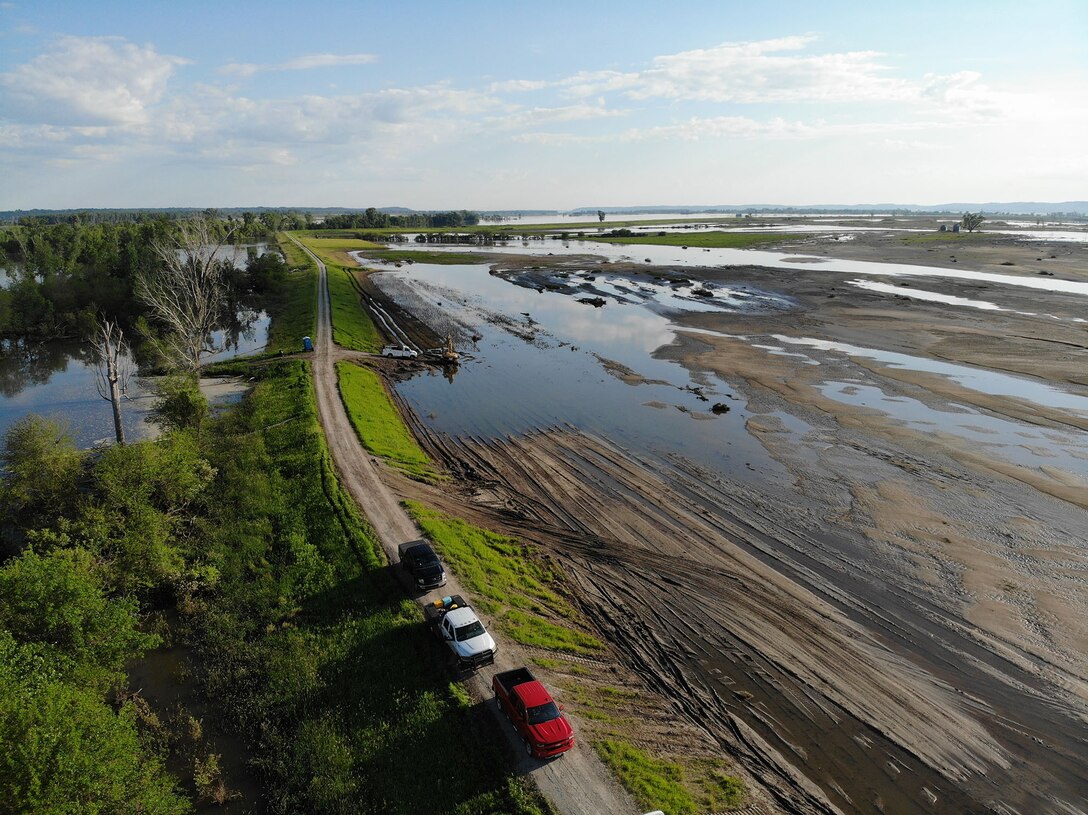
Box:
[2,1,1085,210]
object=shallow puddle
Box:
[772,335,1088,417]
[818,380,1088,474]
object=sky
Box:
[2,0,1086,211]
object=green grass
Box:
[530,656,590,676]
[502,609,604,656]
[326,265,382,352]
[593,741,744,813]
[297,235,384,267]
[290,234,382,352]
[263,233,318,353]
[595,741,694,814]
[360,249,491,264]
[194,360,551,815]
[335,361,440,482]
[405,503,568,617]
[595,741,744,815]
[404,503,605,653]
[590,231,806,249]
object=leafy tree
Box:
[75,434,214,592]
[148,375,209,434]
[961,212,985,232]
[0,631,188,815]
[0,548,157,682]
[0,415,85,528]
[243,251,289,295]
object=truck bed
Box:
[493,667,536,696]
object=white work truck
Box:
[424,595,496,670]
[381,345,418,359]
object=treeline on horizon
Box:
[2,207,483,228]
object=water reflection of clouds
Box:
[847,279,1005,311]
[775,335,1088,416]
[818,381,1088,476]
[549,307,674,351]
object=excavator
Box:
[440,334,459,365]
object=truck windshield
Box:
[455,621,485,641]
[526,701,561,725]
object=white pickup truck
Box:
[425,595,496,670]
[381,345,418,359]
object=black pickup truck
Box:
[397,539,447,590]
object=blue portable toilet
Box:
[303,336,314,352]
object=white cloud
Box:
[882,138,946,151]
[0,35,188,126]
[489,79,550,93]
[487,103,626,129]
[219,52,377,77]
[513,114,957,146]
[560,35,920,104]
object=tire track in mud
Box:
[402,420,1088,815]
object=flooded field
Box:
[363,227,1088,815]
[372,261,798,485]
[0,243,273,448]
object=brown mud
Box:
[358,222,1088,815]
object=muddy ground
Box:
[365,222,1088,815]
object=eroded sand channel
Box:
[366,241,1088,814]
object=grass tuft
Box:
[594,740,694,814]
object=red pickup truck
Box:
[492,667,575,758]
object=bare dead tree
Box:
[137,219,235,372]
[90,317,134,445]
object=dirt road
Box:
[295,241,640,815]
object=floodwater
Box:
[0,315,266,449]
[845,279,1006,311]
[403,237,1088,296]
[369,261,804,485]
[0,244,272,448]
[771,335,1088,417]
[371,243,1088,813]
[818,380,1088,474]
[380,240,1088,486]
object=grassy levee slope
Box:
[406,502,603,655]
[336,360,442,483]
[196,360,550,815]
[294,234,382,352]
[595,741,744,815]
[264,232,318,353]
